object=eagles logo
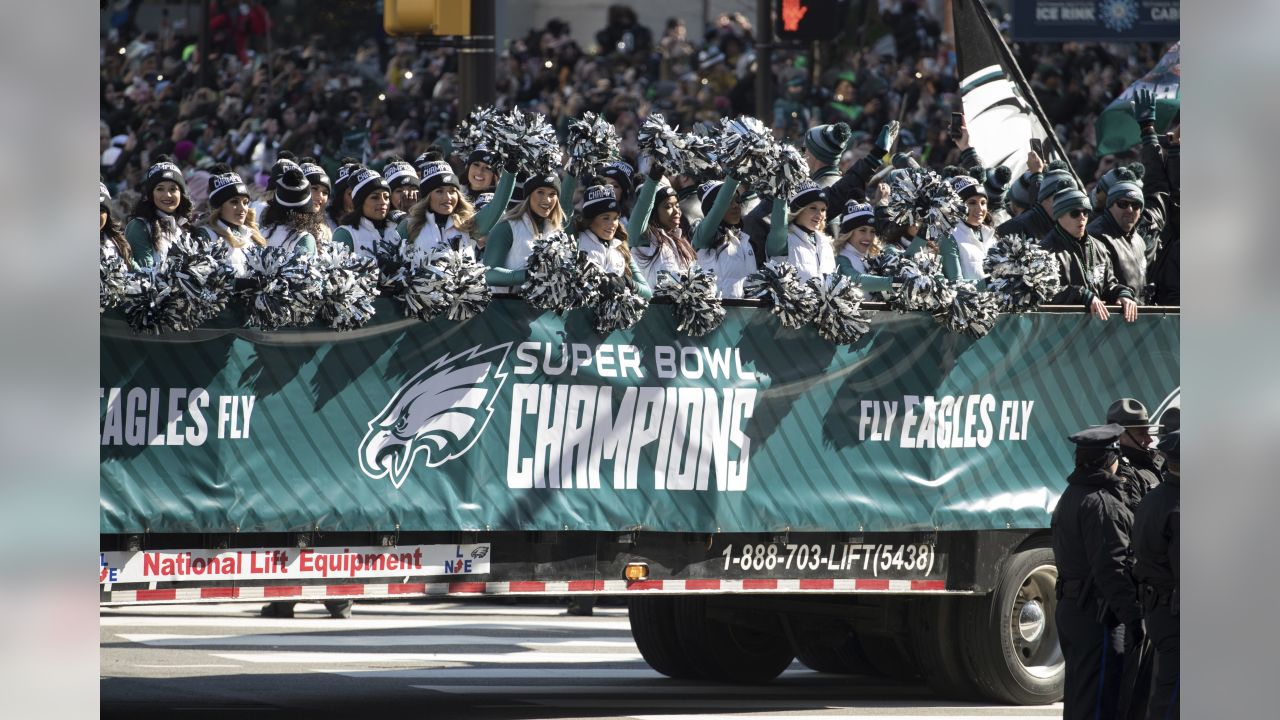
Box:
[359,343,511,488]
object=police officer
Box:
[1132,430,1180,718]
[1107,398,1164,512]
[1052,423,1144,720]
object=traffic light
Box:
[774,0,850,42]
[384,0,471,37]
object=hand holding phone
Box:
[949,112,965,140]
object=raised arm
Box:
[765,201,789,257]
[691,177,740,250]
[627,174,661,245]
[482,220,527,287]
[472,170,517,237]
[558,173,577,229]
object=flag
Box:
[1095,42,1180,157]
[952,0,1065,182]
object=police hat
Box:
[1068,423,1125,449]
[1106,398,1158,428]
[1158,407,1180,434]
[1160,430,1180,464]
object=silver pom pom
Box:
[593,272,649,333]
[637,113,683,166]
[933,279,1002,339]
[716,116,778,195]
[808,273,872,345]
[453,107,504,162]
[318,244,380,331]
[485,108,563,177]
[519,231,603,314]
[743,259,818,329]
[164,234,235,327]
[567,111,620,178]
[890,254,955,313]
[983,234,1063,312]
[430,247,493,322]
[653,265,726,337]
[885,168,965,245]
[100,245,128,313]
[122,267,184,334]
[239,246,324,331]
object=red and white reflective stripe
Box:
[102,577,958,604]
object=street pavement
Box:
[102,600,1064,719]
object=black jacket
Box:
[1131,474,1179,593]
[1040,225,1135,307]
[997,203,1055,240]
[1051,465,1142,624]
[1088,211,1154,304]
[1115,444,1163,513]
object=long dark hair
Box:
[647,196,697,264]
[261,202,325,240]
[129,185,193,241]
[101,203,131,263]
[327,157,359,226]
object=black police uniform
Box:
[1116,444,1163,514]
[1132,431,1180,718]
[1051,424,1143,720]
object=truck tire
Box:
[674,596,795,683]
[908,596,981,699]
[628,596,701,680]
[856,630,922,681]
[957,541,1064,704]
[791,629,876,676]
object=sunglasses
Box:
[1066,208,1089,218]
[1113,200,1142,210]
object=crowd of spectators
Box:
[99,1,1171,212]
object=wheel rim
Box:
[1008,563,1063,680]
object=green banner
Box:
[101,300,1179,535]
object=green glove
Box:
[1132,88,1157,126]
[874,120,900,156]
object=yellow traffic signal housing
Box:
[384,0,471,36]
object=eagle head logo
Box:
[359,343,512,488]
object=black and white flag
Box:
[952,0,1071,182]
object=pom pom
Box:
[677,132,719,179]
[993,165,1013,185]
[637,113,683,167]
[519,231,603,314]
[942,165,965,178]
[716,116,776,191]
[653,265,726,337]
[1045,159,1070,173]
[884,167,965,245]
[452,107,504,162]
[982,234,1063,311]
[566,111,620,178]
[1127,162,1146,181]
[1113,166,1137,183]
[100,245,128,313]
[808,273,872,345]
[122,267,184,335]
[592,272,649,333]
[830,122,852,150]
[317,244,380,331]
[743,259,818,329]
[887,254,955,313]
[373,232,409,295]
[933,279,1002,339]
[771,144,809,201]
[239,246,324,331]
[413,247,493,322]
[163,234,236,328]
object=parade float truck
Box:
[100,296,1179,704]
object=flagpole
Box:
[962,0,1083,189]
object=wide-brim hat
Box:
[1105,398,1159,429]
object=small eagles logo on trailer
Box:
[358,343,512,488]
[1099,0,1139,33]
[470,546,489,559]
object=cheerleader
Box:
[764,180,835,281]
[462,147,500,201]
[833,200,924,292]
[249,151,300,221]
[197,164,266,276]
[940,175,995,281]
[483,172,577,289]
[257,167,321,256]
[383,159,419,225]
[125,155,193,269]
[576,183,651,297]
[398,161,478,261]
[299,158,332,251]
[100,182,130,265]
[690,177,756,298]
[626,163,697,289]
[332,167,400,259]
[326,157,361,231]
[596,159,635,225]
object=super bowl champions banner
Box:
[101,300,1179,534]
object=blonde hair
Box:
[786,209,832,239]
[405,188,478,240]
[833,225,882,258]
[204,206,268,249]
[575,214,634,278]
[500,195,566,235]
